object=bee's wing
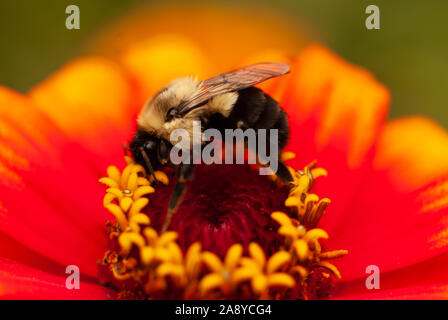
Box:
[176,62,290,116]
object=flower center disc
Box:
[99,156,348,299]
[145,164,290,257]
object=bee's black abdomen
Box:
[227,86,266,128]
[252,92,281,130]
[273,108,289,151]
[210,86,290,152]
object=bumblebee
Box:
[129,63,293,231]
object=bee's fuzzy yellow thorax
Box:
[137,76,238,142]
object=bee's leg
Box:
[140,147,160,184]
[161,162,195,233]
[256,151,294,188]
[276,160,294,188]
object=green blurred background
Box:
[0,0,447,127]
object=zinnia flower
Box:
[1,4,448,300]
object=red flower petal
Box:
[283,44,390,168]
[334,251,448,299]
[0,258,113,299]
[336,282,448,300]
[0,88,109,277]
[0,231,64,276]
[326,117,448,280]
[279,44,390,236]
[121,35,215,105]
[28,57,138,167]
[276,45,448,286]
[374,116,448,192]
[327,176,448,281]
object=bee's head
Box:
[129,129,161,171]
[136,77,202,136]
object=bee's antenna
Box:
[139,147,160,184]
[123,143,130,156]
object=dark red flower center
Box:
[144,164,290,257]
[98,156,347,300]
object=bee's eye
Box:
[144,140,157,152]
[165,107,176,121]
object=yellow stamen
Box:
[111,265,132,280]
[304,229,329,241]
[143,227,158,243]
[129,198,149,217]
[131,164,146,175]
[291,265,308,279]
[107,187,124,199]
[311,168,327,178]
[319,249,348,259]
[267,273,295,288]
[98,155,347,299]
[140,246,154,265]
[119,197,133,212]
[128,213,150,232]
[232,267,254,284]
[271,211,293,226]
[133,186,155,200]
[137,177,150,186]
[293,239,309,261]
[167,242,183,264]
[240,257,260,270]
[127,172,139,191]
[154,247,173,262]
[285,196,301,208]
[185,242,202,279]
[107,165,121,182]
[99,177,119,188]
[158,231,178,246]
[157,263,185,279]
[119,232,146,253]
[266,251,291,274]
[249,243,266,268]
[252,274,268,293]
[105,204,128,231]
[199,273,226,293]
[120,165,134,189]
[224,244,243,271]
[151,171,169,185]
[202,252,224,273]
[278,225,300,239]
[103,192,117,207]
[316,261,342,279]
[281,151,296,162]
